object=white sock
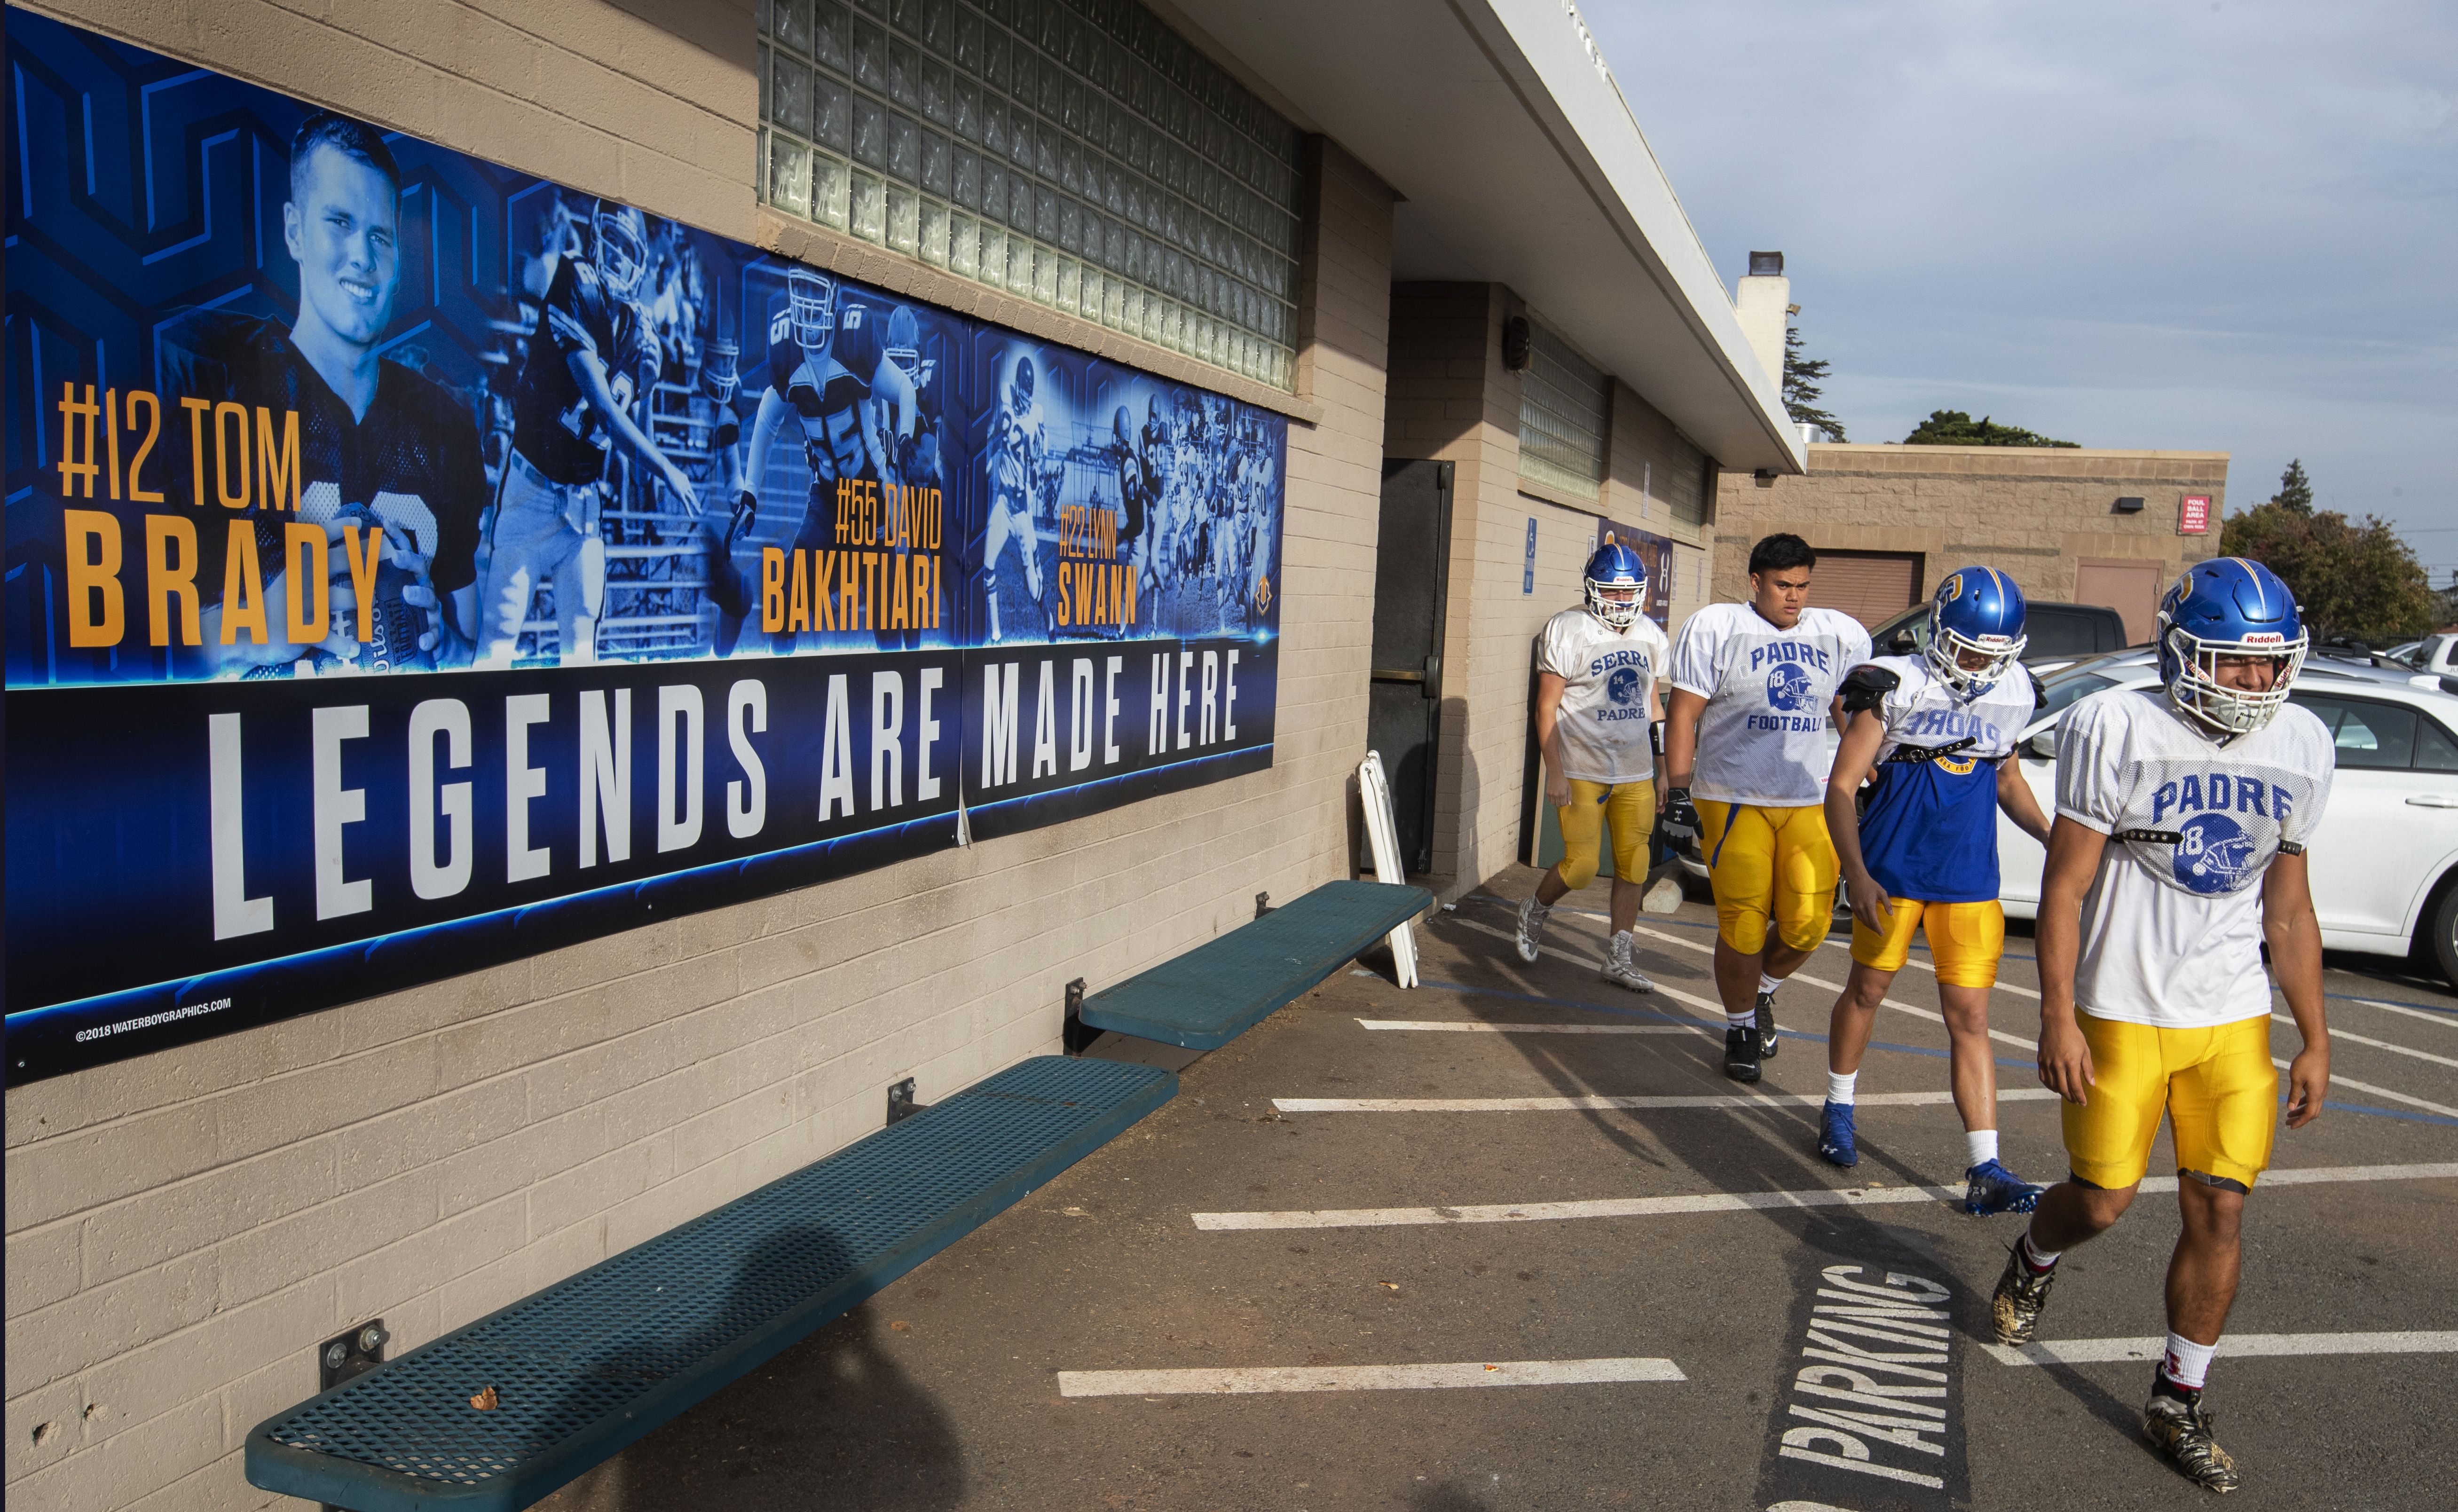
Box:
[1726,1008,1756,1029]
[1757,972,1783,995]
[2160,1333,2217,1391]
[1966,1129,1999,1168]
[2018,1230,2061,1270]
[1826,1071,1857,1105]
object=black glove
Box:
[1661,786,1700,848]
[727,488,757,548]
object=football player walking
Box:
[1660,535,1873,1082]
[1515,543,1672,991]
[1990,558,2332,1494]
[1816,567,2053,1215]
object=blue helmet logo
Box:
[2173,812,2260,895]
[1767,662,1814,711]
[1606,667,1642,707]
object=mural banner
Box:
[3,9,1285,1081]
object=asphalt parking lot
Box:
[544,867,2458,1512]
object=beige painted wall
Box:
[0,5,1398,1509]
[1712,442,2226,614]
[1381,285,1711,891]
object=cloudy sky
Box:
[1584,0,2458,576]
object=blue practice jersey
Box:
[1855,655,2034,904]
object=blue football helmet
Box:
[2157,557,2307,735]
[1584,543,1648,631]
[1925,566,2027,695]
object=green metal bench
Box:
[1071,879,1432,1050]
[244,1055,1173,1511]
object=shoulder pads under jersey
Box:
[1840,664,1900,715]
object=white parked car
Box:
[1998,669,2458,984]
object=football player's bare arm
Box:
[2262,850,2330,1128]
[1534,672,1570,807]
[746,386,793,494]
[1825,711,1892,932]
[1662,688,1707,791]
[2034,816,2110,1105]
[1995,755,2052,847]
[565,349,697,507]
[875,358,917,441]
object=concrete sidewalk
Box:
[543,866,2458,1511]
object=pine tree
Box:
[1782,325,1846,441]
[2272,458,2314,514]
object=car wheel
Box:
[2425,877,2458,991]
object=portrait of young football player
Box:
[1991,557,2331,1494]
[1661,534,1873,1082]
[476,199,701,668]
[980,352,1049,642]
[160,111,487,675]
[1815,567,2054,1215]
[741,270,917,647]
[1515,543,1672,992]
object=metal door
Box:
[1368,460,1453,874]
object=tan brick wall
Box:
[1382,288,1713,889]
[1712,443,2228,614]
[0,6,1397,1509]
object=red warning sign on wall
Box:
[2179,495,2212,535]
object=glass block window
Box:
[1519,322,1610,501]
[757,0,1305,391]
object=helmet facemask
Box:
[1585,576,1645,632]
[786,268,835,355]
[700,339,740,405]
[1924,622,2025,696]
[592,205,650,301]
[2163,627,2306,735]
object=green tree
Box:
[2270,457,2314,514]
[2220,501,2435,644]
[1901,409,2079,448]
[1783,325,1846,440]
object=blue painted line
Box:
[2330,992,2458,1018]
[1412,980,2453,1129]
[1415,979,2027,1069]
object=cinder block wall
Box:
[1381,289,1718,893]
[0,4,1398,1509]
[1712,444,2228,608]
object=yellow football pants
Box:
[1699,800,1838,955]
[2063,1013,2279,1191]
[1554,779,1655,890]
[1850,898,2006,989]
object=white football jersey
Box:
[2056,686,2335,1029]
[1669,603,1873,806]
[1537,606,1670,784]
[1865,654,2033,765]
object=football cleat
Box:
[1755,990,1780,1059]
[1601,931,1654,993]
[2143,1391,2241,1494]
[1817,1100,1858,1166]
[1723,1024,1762,1084]
[1964,1159,2047,1216]
[1514,896,1551,964]
[1990,1242,2058,1345]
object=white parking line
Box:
[1983,1331,2458,1367]
[1357,1019,1698,1035]
[1466,909,2458,1118]
[2285,1019,2458,1070]
[1055,1357,1686,1396]
[2330,994,2458,1031]
[1272,1089,2064,1113]
[1189,1162,2458,1232]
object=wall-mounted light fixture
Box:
[2113,496,2146,513]
[1502,315,1532,371]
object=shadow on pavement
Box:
[538,1226,963,1511]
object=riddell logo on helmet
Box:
[2241,633,2285,645]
